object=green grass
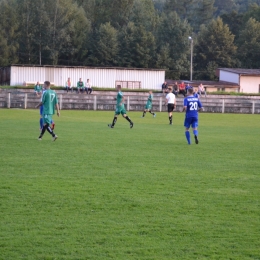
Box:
[0,110,260,260]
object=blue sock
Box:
[40,118,43,129]
[185,131,191,144]
[193,130,198,136]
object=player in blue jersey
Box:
[183,88,203,145]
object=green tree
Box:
[214,0,238,16]
[130,0,159,32]
[191,0,216,31]
[164,0,195,19]
[157,12,192,78]
[0,0,19,66]
[77,0,134,29]
[237,18,260,68]
[221,11,244,42]
[119,23,156,68]
[194,17,237,79]
[243,3,260,22]
[89,22,119,66]
[17,0,90,65]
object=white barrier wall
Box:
[10,65,165,90]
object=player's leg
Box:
[39,115,57,140]
[122,111,133,128]
[88,88,92,94]
[51,119,55,130]
[148,108,156,117]
[142,108,147,117]
[39,105,44,130]
[39,117,43,130]
[184,118,191,144]
[167,104,173,124]
[192,118,199,144]
[108,110,119,128]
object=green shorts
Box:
[115,106,126,115]
[145,104,152,110]
[43,114,53,125]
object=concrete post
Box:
[94,95,97,110]
[127,96,130,111]
[60,94,63,110]
[159,97,162,112]
[7,93,10,108]
[252,101,255,114]
[24,93,27,109]
[222,99,225,114]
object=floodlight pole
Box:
[189,36,193,82]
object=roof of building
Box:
[218,68,260,76]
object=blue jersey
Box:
[184,96,202,118]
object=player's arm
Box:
[56,103,60,117]
[165,96,168,105]
[35,101,42,108]
[182,98,187,112]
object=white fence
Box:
[1,91,260,114]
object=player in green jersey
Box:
[141,90,156,118]
[108,85,134,128]
[35,81,60,141]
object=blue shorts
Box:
[40,105,43,116]
[184,117,198,129]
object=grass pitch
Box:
[0,109,260,260]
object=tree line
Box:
[0,0,260,80]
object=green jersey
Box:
[41,89,58,115]
[116,91,124,108]
[34,85,42,93]
[146,94,153,106]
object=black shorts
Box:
[168,104,175,112]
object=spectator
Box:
[162,81,168,93]
[65,77,73,93]
[178,82,186,97]
[173,82,178,97]
[185,83,192,94]
[77,78,84,93]
[193,88,200,98]
[198,83,207,97]
[85,79,92,94]
[34,82,42,97]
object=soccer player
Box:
[108,85,134,128]
[36,81,60,141]
[183,88,203,145]
[39,88,55,131]
[141,90,156,118]
[165,87,176,125]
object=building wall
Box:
[10,66,165,90]
[240,76,260,93]
[219,71,239,84]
